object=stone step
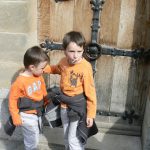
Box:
[97,122,141,136]
[43,115,141,136]
[0,131,142,150]
[38,143,97,150]
[96,116,141,136]
[0,139,97,150]
[39,127,141,150]
[0,116,142,150]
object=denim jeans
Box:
[20,112,40,150]
[61,108,84,150]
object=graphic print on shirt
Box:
[27,80,41,95]
[70,70,83,87]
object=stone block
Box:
[0,33,27,61]
[0,1,30,33]
[0,0,38,143]
[0,33,28,88]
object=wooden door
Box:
[38,0,150,136]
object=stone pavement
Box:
[0,131,141,150]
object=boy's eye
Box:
[69,50,82,53]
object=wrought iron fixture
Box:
[122,109,139,124]
[40,39,144,59]
[55,0,70,3]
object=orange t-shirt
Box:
[44,57,97,118]
[9,75,47,124]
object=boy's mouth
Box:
[71,59,77,63]
[70,57,82,64]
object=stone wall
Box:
[142,96,150,150]
[0,0,37,140]
[142,65,150,150]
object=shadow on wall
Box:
[0,68,24,150]
[127,0,150,119]
[125,1,150,149]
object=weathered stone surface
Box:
[0,0,38,142]
[0,0,38,88]
[142,98,150,150]
[0,33,27,88]
[0,33,27,61]
[0,1,30,33]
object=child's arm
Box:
[43,63,62,105]
[9,83,22,126]
[44,64,61,74]
[44,58,66,74]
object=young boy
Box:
[9,46,49,150]
[44,31,97,150]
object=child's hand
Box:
[86,117,93,127]
[13,118,22,126]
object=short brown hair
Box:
[23,46,49,68]
[62,31,86,50]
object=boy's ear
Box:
[28,64,35,70]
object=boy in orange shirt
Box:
[44,31,97,150]
[9,46,49,150]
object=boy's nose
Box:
[74,52,78,58]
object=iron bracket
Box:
[122,109,139,124]
[40,39,62,52]
[40,39,144,59]
[55,0,69,3]
[97,109,139,124]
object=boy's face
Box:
[65,42,84,65]
[30,61,47,77]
